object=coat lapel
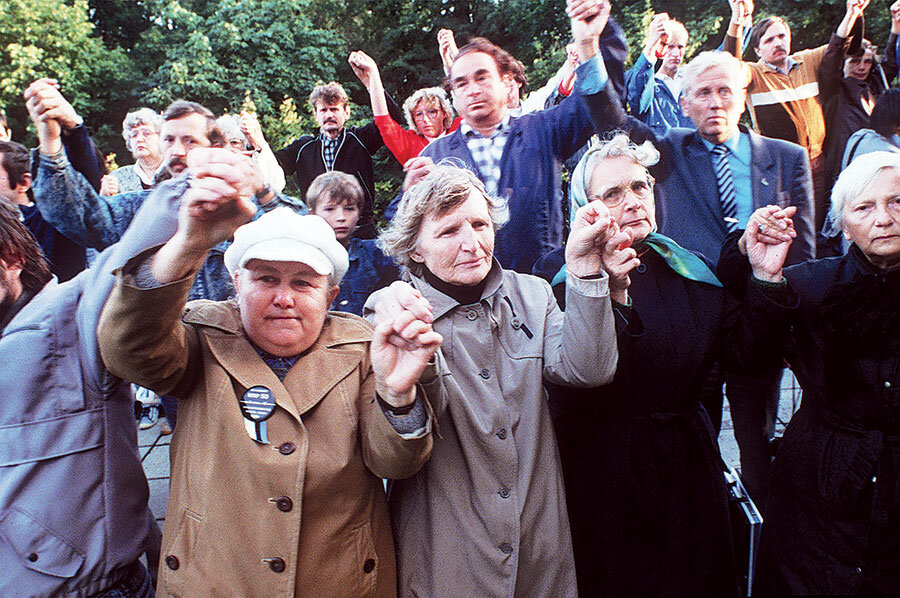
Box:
[682,134,728,231]
[747,128,779,210]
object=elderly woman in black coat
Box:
[532,134,789,596]
[720,151,900,595]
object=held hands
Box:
[437,29,459,74]
[846,0,869,20]
[645,13,669,58]
[729,0,754,26]
[371,281,443,407]
[602,226,640,304]
[23,78,82,155]
[565,201,617,279]
[740,205,797,282]
[239,111,265,150]
[567,0,611,60]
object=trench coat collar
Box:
[183,300,372,420]
[409,259,504,321]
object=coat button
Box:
[499,487,510,499]
[26,552,38,562]
[275,497,293,512]
[165,555,180,570]
[885,381,892,388]
[636,263,647,274]
[363,558,376,573]
[499,543,513,555]
[267,557,286,573]
[479,369,490,379]
[496,428,507,440]
[511,318,521,329]
[466,310,478,320]
[278,442,295,455]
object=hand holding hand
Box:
[568,0,611,61]
[846,0,869,20]
[402,156,434,191]
[371,281,442,407]
[239,111,265,149]
[437,29,459,72]
[601,227,641,304]
[24,78,82,155]
[645,13,669,57]
[741,205,797,282]
[565,200,616,278]
[100,174,119,197]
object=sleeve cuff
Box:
[377,390,429,438]
[574,54,608,95]
[566,268,610,297]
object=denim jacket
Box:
[625,53,694,136]
[330,238,400,316]
[32,151,307,301]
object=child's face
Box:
[314,196,361,243]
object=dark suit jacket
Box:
[599,115,815,266]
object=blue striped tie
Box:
[711,145,739,233]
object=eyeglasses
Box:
[128,127,158,140]
[588,175,655,208]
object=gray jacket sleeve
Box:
[541,270,618,387]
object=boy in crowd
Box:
[306,172,399,315]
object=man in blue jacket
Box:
[400,0,626,274]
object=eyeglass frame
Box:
[587,174,656,208]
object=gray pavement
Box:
[138,370,803,529]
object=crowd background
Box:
[2,0,896,209]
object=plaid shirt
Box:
[461,116,511,197]
[321,133,340,171]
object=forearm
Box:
[32,150,134,249]
[98,256,199,396]
[252,145,287,193]
[835,10,858,38]
[366,76,389,117]
[544,271,618,387]
[61,125,103,191]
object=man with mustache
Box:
[275,82,406,239]
[722,0,869,249]
[29,91,305,302]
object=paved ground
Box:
[138,371,804,529]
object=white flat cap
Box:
[224,208,349,283]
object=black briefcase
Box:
[724,466,763,596]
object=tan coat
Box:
[98,272,433,598]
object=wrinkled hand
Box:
[349,50,379,89]
[568,0,611,55]
[402,156,434,191]
[371,281,442,407]
[100,174,119,196]
[601,227,640,304]
[239,111,265,149]
[742,205,797,282]
[645,13,669,56]
[892,0,900,34]
[565,201,616,278]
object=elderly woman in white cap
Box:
[97,148,440,597]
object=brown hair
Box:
[161,100,226,147]
[309,82,349,110]
[448,38,525,92]
[0,141,30,189]
[749,17,791,51]
[306,171,364,213]
[0,201,51,294]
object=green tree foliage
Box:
[0,0,138,147]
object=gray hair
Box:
[583,132,660,175]
[216,114,243,143]
[680,51,746,96]
[830,151,900,229]
[402,87,454,135]
[121,108,162,143]
[379,163,508,272]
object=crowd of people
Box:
[0,0,898,595]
